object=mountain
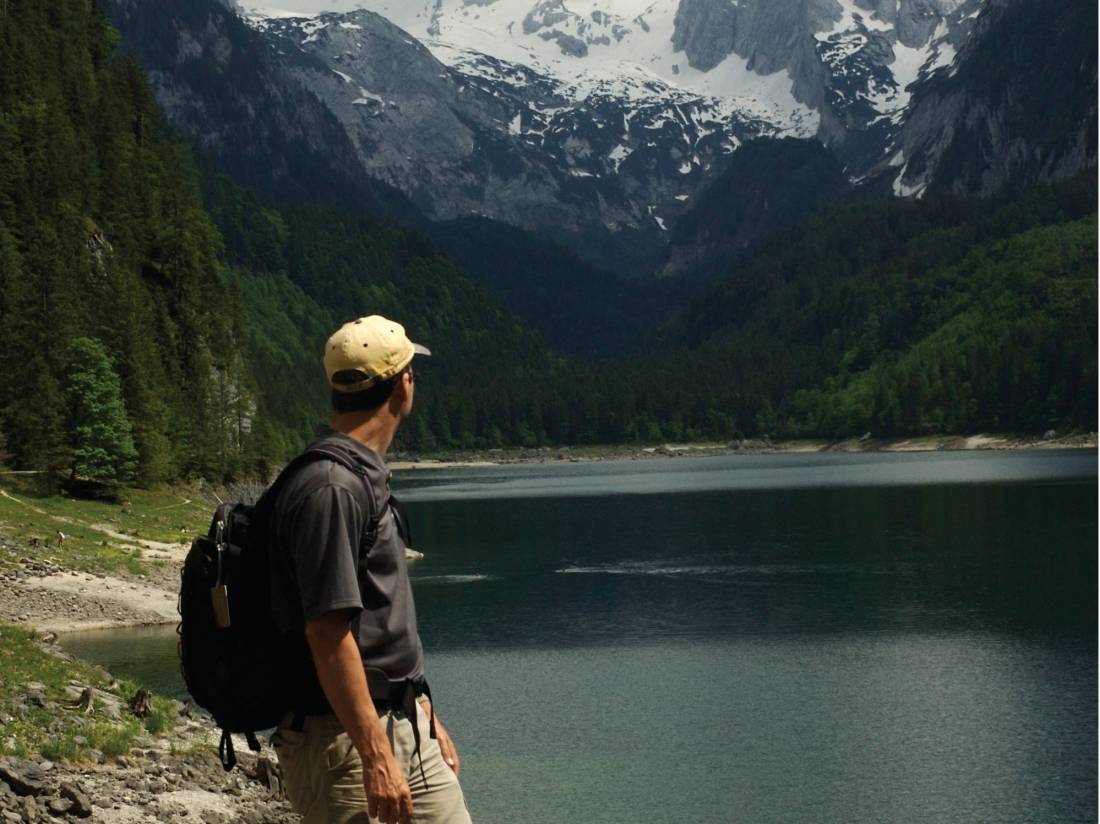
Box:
[875,0,1098,198]
[429,217,670,355]
[265,0,985,173]
[243,6,799,274]
[236,0,994,264]
[109,0,1002,275]
[104,0,420,221]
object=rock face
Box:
[679,0,986,170]
[876,0,1098,197]
[249,8,799,273]
[103,0,418,221]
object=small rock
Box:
[44,798,71,817]
[58,783,92,818]
[16,795,37,823]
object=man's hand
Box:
[420,698,461,776]
[362,744,414,824]
[305,612,414,823]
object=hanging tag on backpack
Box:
[211,585,231,629]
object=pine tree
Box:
[65,337,139,486]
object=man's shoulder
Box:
[277,457,361,509]
[270,429,388,519]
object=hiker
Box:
[269,315,471,824]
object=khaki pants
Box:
[273,704,472,824]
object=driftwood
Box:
[64,687,94,714]
[128,688,153,718]
[250,756,283,797]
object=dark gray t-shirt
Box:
[270,428,425,701]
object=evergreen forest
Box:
[0,0,1095,489]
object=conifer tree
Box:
[65,337,139,486]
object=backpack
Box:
[178,443,381,771]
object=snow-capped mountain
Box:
[236,0,986,267]
[244,7,814,271]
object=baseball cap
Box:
[324,315,431,393]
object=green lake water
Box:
[63,450,1098,823]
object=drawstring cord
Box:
[396,678,436,791]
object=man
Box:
[269,315,471,824]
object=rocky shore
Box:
[0,632,296,824]
[0,742,294,824]
[388,431,1097,469]
[0,558,179,634]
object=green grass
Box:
[0,479,212,576]
[0,624,180,763]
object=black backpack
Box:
[178,443,383,770]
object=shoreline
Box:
[389,432,1098,470]
[1,431,1094,636]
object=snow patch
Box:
[608,143,632,171]
[928,41,956,74]
[892,152,928,198]
[353,86,385,105]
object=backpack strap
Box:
[259,442,384,547]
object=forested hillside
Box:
[201,173,563,466]
[0,0,253,484]
[659,138,852,280]
[0,0,572,480]
[653,174,1098,438]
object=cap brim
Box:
[412,342,431,357]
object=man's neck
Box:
[330,411,398,457]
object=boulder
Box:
[59,782,93,819]
[0,759,50,797]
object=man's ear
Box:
[390,372,411,406]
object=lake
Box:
[64,450,1098,823]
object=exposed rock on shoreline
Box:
[0,745,295,824]
[0,567,178,635]
[1,635,296,824]
[388,432,1097,469]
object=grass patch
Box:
[0,479,212,577]
[0,624,179,764]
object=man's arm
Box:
[305,612,414,824]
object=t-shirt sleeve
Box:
[284,483,365,624]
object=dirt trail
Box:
[0,487,188,561]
